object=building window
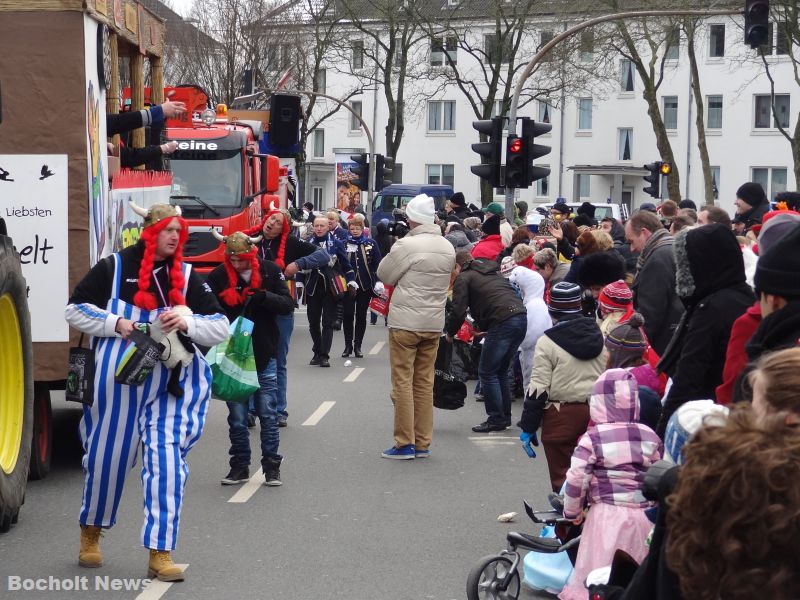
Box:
[665,26,680,60]
[577,174,590,199]
[536,172,550,197]
[579,30,594,62]
[752,167,788,199]
[427,100,456,132]
[618,128,633,161]
[620,59,635,92]
[312,129,324,158]
[349,101,363,132]
[538,100,551,125]
[755,94,790,129]
[710,166,720,197]
[577,98,592,130]
[484,34,511,64]
[393,38,402,67]
[352,40,364,69]
[427,164,454,186]
[707,95,723,129]
[540,30,554,48]
[314,68,326,94]
[431,36,457,66]
[491,100,509,129]
[663,96,678,130]
[709,24,725,57]
[312,186,323,210]
[764,22,792,55]
[281,44,293,69]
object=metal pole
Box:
[503,8,739,217]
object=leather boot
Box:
[148,549,185,582]
[342,343,353,358]
[353,344,363,358]
[79,525,103,568]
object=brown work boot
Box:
[78,525,103,568]
[147,549,185,582]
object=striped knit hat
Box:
[599,280,633,318]
[548,281,582,317]
[605,312,647,367]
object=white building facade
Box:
[300,12,798,217]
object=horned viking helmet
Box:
[129,201,182,229]
[210,228,263,255]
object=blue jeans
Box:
[275,312,294,418]
[227,359,280,467]
[479,314,527,426]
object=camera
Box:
[388,209,410,238]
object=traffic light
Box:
[744,0,769,49]
[374,154,395,192]
[523,117,552,185]
[350,153,369,191]
[642,161,671,198]
[470,117,503,187]
[505,117,552,189]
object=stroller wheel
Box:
[466,554,520,600]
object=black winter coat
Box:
[446,258,526,336]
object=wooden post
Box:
[130,52,145,151]
[151,56,164,105]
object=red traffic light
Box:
[509,138,522,153]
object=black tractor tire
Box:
[0,233,34,533]
[28,384,52,480]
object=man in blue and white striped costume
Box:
[65,202,229,582]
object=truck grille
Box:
[184,230,219,257]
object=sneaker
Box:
[309,354,321,366]
[415,449,431,458]
[277,415,288,428]
[263,456,282,486]
[381,444,416,460]
[547,492,565,513]
[319,358,330,368]
[471,421,508,433]
[221,466,250,485]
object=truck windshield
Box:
[170,151,243,207]
[372,195,416,213]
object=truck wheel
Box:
[28,385,52,480]
[0,234,34,533]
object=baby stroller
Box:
[467,500,581,600]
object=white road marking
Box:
[369,341,385,355]
[134,566,189,600]
[302,400,336,426]
[227,471,266,503]
[468,436,519,441]
[343,367,365,383]
[469,436,519,449]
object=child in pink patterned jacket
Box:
[558,368,663,600]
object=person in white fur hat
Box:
[376,195,456,459]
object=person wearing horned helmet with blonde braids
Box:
[65,202,229,582]
[207,230,294,486]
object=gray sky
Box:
[168,0,193,17]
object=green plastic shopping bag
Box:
[207,316,259,403]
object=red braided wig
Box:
[219,250,262,306]
[133,217,188,311]
[247,209,290,269]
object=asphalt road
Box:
[0,315,559,600]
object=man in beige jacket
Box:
[377,194,456,459]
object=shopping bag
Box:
[368,285,394,317]
[114,329,165,387]
[207,316,259,403]
[522,525,574,593]
[433,337,466,410]
[66,333,95,406]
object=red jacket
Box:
[716,301,762,405]
[471,235,504,261]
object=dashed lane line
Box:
[368,341,385,355]
[227,471,266,503]
[302,401,336,426]
[134,565,189,600]
[343,367,365,383]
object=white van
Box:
[526,202,626,231]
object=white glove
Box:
[160,141,178,154]
[347,281,359,290]
[373,281,385,295]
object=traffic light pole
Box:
[503,7,740,218]
[282,88,376,208]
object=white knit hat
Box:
[404,194,435,225]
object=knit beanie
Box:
[128,201,187,311]
[736,182,768,207]
[664,400,730,465]
[215,231,264,306]
[598,280,633,317]
[483,202,505,217]
[548,281,582,317]
[640,202,657,213]
[758,211,800,255]
[578,251,627,288]
[577,201,596,219]
[604,312,647,367]
[500,256,517,278]
[551,202,571,215]
[678,199,697,210]
[481,215,501,236]
[449,192,466,207]
[405,194,435,224]
[754,223,800,297]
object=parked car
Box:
[369,184,454,225]
[526,202,626,232]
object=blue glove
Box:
[520,431,539,458]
